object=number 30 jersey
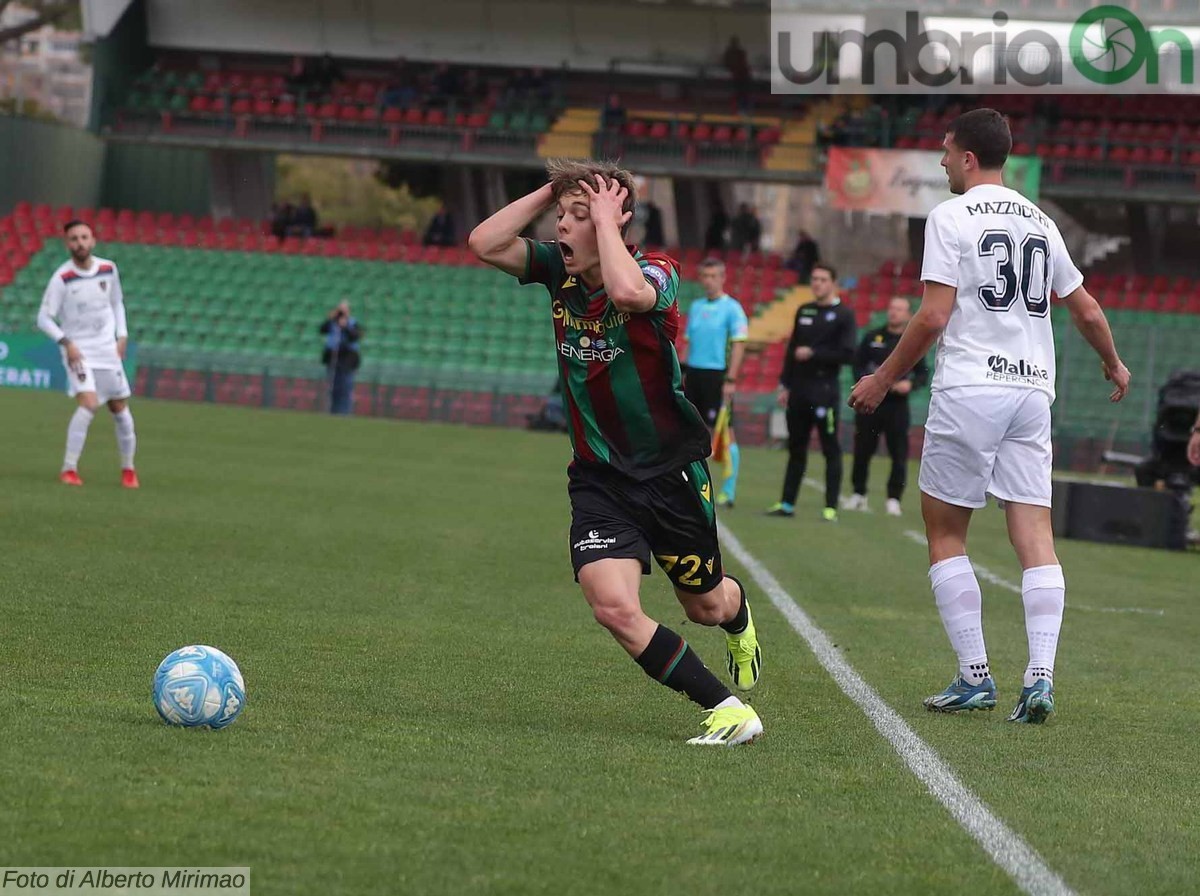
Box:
[921,183,1083,403]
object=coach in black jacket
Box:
[845,296,929,516]
[770,263,857,519]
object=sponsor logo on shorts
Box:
[573,530,619,552]
[986,354,1049,385]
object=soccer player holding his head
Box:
[470,159,763,746]
[849,109,1130,723]
[37,220,139,488]
[683,258,748,507]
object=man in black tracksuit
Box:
[769,263,856,520]
[845,296,929,516]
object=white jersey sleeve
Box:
[111,266,129,340]
[37,272,68,343]
[924,184,1076,403]
[920,205,962,288]
[1048,224,1084,298]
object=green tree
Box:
[275,155,441,233]
[0,0,78,45]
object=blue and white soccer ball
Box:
[153,645,246,729]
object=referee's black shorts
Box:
[684,367,726,430]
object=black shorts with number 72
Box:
[567,459,724,595]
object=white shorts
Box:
[918,386,1052,509]
[65,362,132,403]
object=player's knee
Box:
[591,599,642,636]
[682,596,725,626]
[78,394,99,411]
[108,399,127,414]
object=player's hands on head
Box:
[578,176,632,231]
[848,374,888,414]
[1102,360,1131,403]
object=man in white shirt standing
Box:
[37,220,139,488]
[849,109,1130,724]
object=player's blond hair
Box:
[546,158,637,233]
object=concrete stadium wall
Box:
[0,118,105,214]
[0,115,218,217]
[143,0,768,74]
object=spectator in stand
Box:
[528,67,553,104]
[383,57,418,108]
[314,54,343,94]
[290,194,318,238]
[601,93,627,132]
[704,204,729,251]
[723,36,751,110]
[786,230,820,282]
[643,200,665,249]
[423,204,457,247]
[731,203,761,255]
[460,68,485,108]
[286,55,311,94]
[270,200,294,240]
[430,63,461,108]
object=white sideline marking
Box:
[719,523,1077,896]
[902,530,1164,617]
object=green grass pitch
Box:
[0,389,1196,895]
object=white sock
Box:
[713,695,745,711]
[113,408,137,469]
[63,406,95,471]
[930,555,990,685]
[1022,564,1065,688]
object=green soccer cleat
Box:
[725,602,761,691]
[686,703,763,746]
[765,502,794,517]
[1008,679,1054,724]
[822,507,838,523]
[923,675,998,713]
[717,493,734,509]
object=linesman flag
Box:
[710,405,734,479]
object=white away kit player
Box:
[37,220,139,488]
[849,109,1130,723]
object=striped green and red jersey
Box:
[519,239,710,480]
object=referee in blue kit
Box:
[683,257,749,507]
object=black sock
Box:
[719,575,749,635]
[636,624,731,709]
